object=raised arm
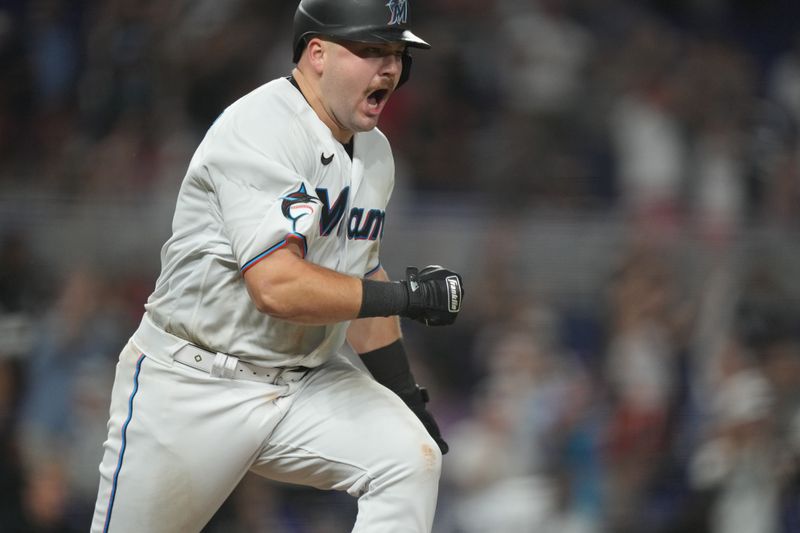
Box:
[243,243,464,327]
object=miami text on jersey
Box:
[316,186,385,241]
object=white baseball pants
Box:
[91,318,442,532]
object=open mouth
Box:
[367,89,389,108]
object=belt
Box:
[173,343,310,385]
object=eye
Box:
[352,44,404,59]
[364,47,384,57]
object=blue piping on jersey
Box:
[103,353,146,533]
[241,233,308,274]
[364,263,382,277]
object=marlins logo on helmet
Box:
[387,0,408,25]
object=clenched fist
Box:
[402,265,464,326]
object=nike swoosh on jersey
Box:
[321,152,334,165]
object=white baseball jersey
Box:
[93,76,442,533]
[145,77,394,367]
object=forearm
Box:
[357,335,450,454]
[347,268,402,353]
[244,246,464,328]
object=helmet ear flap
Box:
[293,38,306,63]
[396,52,412,89]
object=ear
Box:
[305,37,327,75]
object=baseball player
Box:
[90,0,464,532]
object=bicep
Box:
[242,245,362,324]
[242,242,304,308]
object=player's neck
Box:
[292,67,354,144]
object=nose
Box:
[381,53,403,79]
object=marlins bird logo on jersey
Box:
[281,184,320,233]
[387,0,408,25]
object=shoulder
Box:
[215,78,308,139]
[360,127,392,154]
[357,127,394,172]
[356,127,396,194]
[199,78,317,170]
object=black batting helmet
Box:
[292,0,431,87]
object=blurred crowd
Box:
[1,0,800,532]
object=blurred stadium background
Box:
[2,0,800,532]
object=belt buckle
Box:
[210,352,238,379]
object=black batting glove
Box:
[402,266,464,326]
[398,385,449,454]
[360,340,449,455]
